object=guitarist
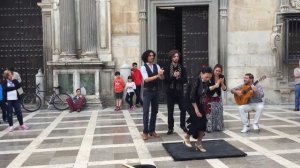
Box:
[231,73,264,133]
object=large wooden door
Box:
[156,8,178,103]
[156,6,209,102]
[182,6,209,84]
[0,0,43,93]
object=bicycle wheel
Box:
[53,93,70,110]
[21,93,42,112]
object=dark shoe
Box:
[69,109,73,113]
[149,132,160,138]
[166,129,174,135]
[142,133,148,140]
[77,109,81,112]
[181,126,188,133]
[293,109,299,111]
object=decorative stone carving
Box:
[271,24,283,74]
[290,0,300,9]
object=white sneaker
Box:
[253,124,259,130]
[8,126,14,132]
[241,126,250,133]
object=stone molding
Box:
[272,0,300,103]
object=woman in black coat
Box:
[183,66,212,152]
[2,70,28,132]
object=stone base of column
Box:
[98,53,112,62]
[80,52,98,57]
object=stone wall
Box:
[111,0,141,69]
[226,0,282,104]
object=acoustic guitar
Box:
[234,75,266,105]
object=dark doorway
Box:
[156,6,209,103]
[0,0,43,93]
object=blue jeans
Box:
[0,101,7,121]
[134,85,143,105]
[143,90,159,133]
[7,100,24,126]
[295,84,300,110]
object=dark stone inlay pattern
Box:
[272,126,300,135]
[89,147,138,162]
[0,131,42,140]
[251,138,300,151]
[62,116,91,121]
[48,129,86,137]
[220,155,285,168]
[0,154,18,168]
[155,160,213,168]
[96,120,127,126]
[26,118,56,123]
[38,138,83,149]
[0,141,31,151]
[93,135,133,145]
[22,150,78,166]
[56,122,89,128]
[94,127,129,134]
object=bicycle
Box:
[21,83,71,112]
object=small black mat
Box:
[162,139,247,161]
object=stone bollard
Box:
[36,69,45,107]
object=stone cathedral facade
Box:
[9,0,299,105]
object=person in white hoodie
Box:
[294,59,300,111]
[125,76,136,111]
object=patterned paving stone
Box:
[0,105,299,168]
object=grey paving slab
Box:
[56,121,89,128]
[92,135,133,145]
[38,137,83,149]
[0,154,18,168]
[0,130,42,140]
[219,155,286,168]
[0,141,31,151]
[89,147,138,162]
[48,128,86,137]
[154,160,213,168]
[94,126,129,134]
[251,138,300,151]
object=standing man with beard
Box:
[164,50,188,135]
[140,50,164,140]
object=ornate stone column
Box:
[37,1,53,95]
[139,0,147,54]
[219,0,228,73]
[96,0,112,61]
[75,0,81,53]
[219,0,228,104]
[60,0,76,56]
[80,0,97,56]
[280,0,290,12]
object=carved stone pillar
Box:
[60,0,76,56]
[75,0,81,53]
[53,0,60,59]
[280,0,289,12]
[37,2,53,95]
[96,0,112,61]
[219,0,228,104]
[219,0,228,73]
[139,0,147,54]
[80,0,97,56]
